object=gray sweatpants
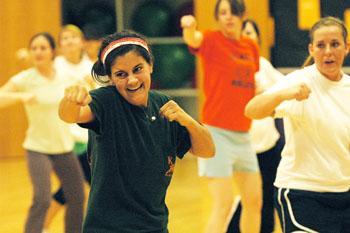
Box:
[24,150,85,233]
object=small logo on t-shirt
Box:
[239,54,250,60]
[165,156,175,177]
[231,53,253,62]
[232,79,254,88]
[230,53,255,89]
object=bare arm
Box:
[181,15,203,49]
[0,81,36,109]
[58,85,94,123]
[245,82,311,119]
[159,100,215,158]
[183,120,215,158]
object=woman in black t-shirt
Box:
[58,30,215,233]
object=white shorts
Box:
[198,125,259,177]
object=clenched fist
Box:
[180,15,197,29]
[64,85,92,106]
[159,100,193,127]
[282,82,311,101]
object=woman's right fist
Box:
[281,82,311,101]
[64,85,92,106]
[181,15,197,29]
[294,83,311,101]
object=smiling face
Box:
[110,51,152,106]
[216,0,243,39]
[309,25,349,81]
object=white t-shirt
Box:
[249,57,283,153]
[54,55,93,82]
[10,68,75,154]
[269,64,350,192]
[54,56,93,143]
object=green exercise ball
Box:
[131,1,173,37]
[152,44,195,89]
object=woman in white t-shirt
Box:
[43,24,96,231]
[0,32,85,233]
[245,17,350,233]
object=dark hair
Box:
[242,19,260,44]
[91,30,153,85]
[309,16,347,44]
[214,0,246,19]
[29,32,56,50]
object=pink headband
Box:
[100,37,150,65]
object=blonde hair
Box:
[310,17,347,44]
[302,55,314,68]
[304,17,348,68]
[59,24,84,41]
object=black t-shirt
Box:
[80,86,191,233]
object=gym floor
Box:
[0,154,281,233]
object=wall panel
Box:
[0,0,61,157]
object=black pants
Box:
[275,188,350,233]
